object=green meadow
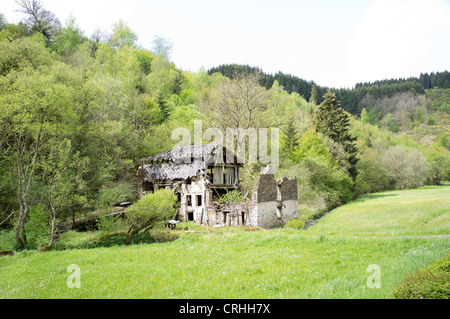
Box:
[306,184,450,238]
[1,184,449,299]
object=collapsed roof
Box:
[141,162,207,182]
[139,145,241,182]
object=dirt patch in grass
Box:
[243,228,262,231]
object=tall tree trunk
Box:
[40,217,56,252]
[124,216,157,245]
[125,224,141,245]
[13,118,43,249]
[15,203,28,249]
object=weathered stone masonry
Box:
[249,173,298,228]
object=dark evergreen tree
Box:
[309,85,318,104]
[434,71,450,89]
[314,90,359,180]
[281,120,300,158]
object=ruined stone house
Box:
[138,144,298,228]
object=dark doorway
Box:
[223,212,229,226]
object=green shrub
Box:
[297,205,325,222]
[291,129,355,207]
[393,254,450,299]
[284,218,305,230]
[426,147,450,184]
[126,189,177,228]
[218,189,247,204]
[51,230,158,250]
[438,133,448,148]
[150,230,179,243]
[88,234,127,248]
[88,231,178,247]
[124,189,178,244]
[98,181,136,208]
[51,230,99,250]
[299,156,354,208]
[24,204,49,250]
[427,116,436,125]
[354,148,391,196]
[0,228,17,251]
[131,232,157,245]
[97,214,126,235]
[381,146,430,189]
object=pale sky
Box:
[1,0,450,88]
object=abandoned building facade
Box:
[138,145,298,228]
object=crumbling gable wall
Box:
[250,173,278,227]
[249,173,298,228]
[277,176,299,224]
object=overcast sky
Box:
[2,0,450,88]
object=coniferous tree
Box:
[314,90,359,180]
[309,85,318,105]
[281,120,300,158]
[360,107,369,124]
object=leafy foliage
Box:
[23,204,48,250]
[124,189,177,244]
[381,146,430,189]
[109,20,137,50]
[218,189,247,204]
[284,218,305,230]
[354,148,391,196]
[292,128,331,162]
[393,254,450,299]
[126,189,177,227]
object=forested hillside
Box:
[0,2,449,251]
[208,64,450,115]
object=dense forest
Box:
[0,1,449,251]
[208,64,450,115]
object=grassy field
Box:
[306,184,450,237]
[0,183,449,299]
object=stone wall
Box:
[249,173,298,228]
[278,176,299,224]
[253,174,278,203]
[278,176,298,201]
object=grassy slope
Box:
[306,184,450,237]
[0,184,449,299]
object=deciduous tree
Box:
[109,20,137,50]
[15,0,61,45]
[0,69,71,248]
[39,139,88,251]
[151,35,172,61]
[124,189,177,245]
